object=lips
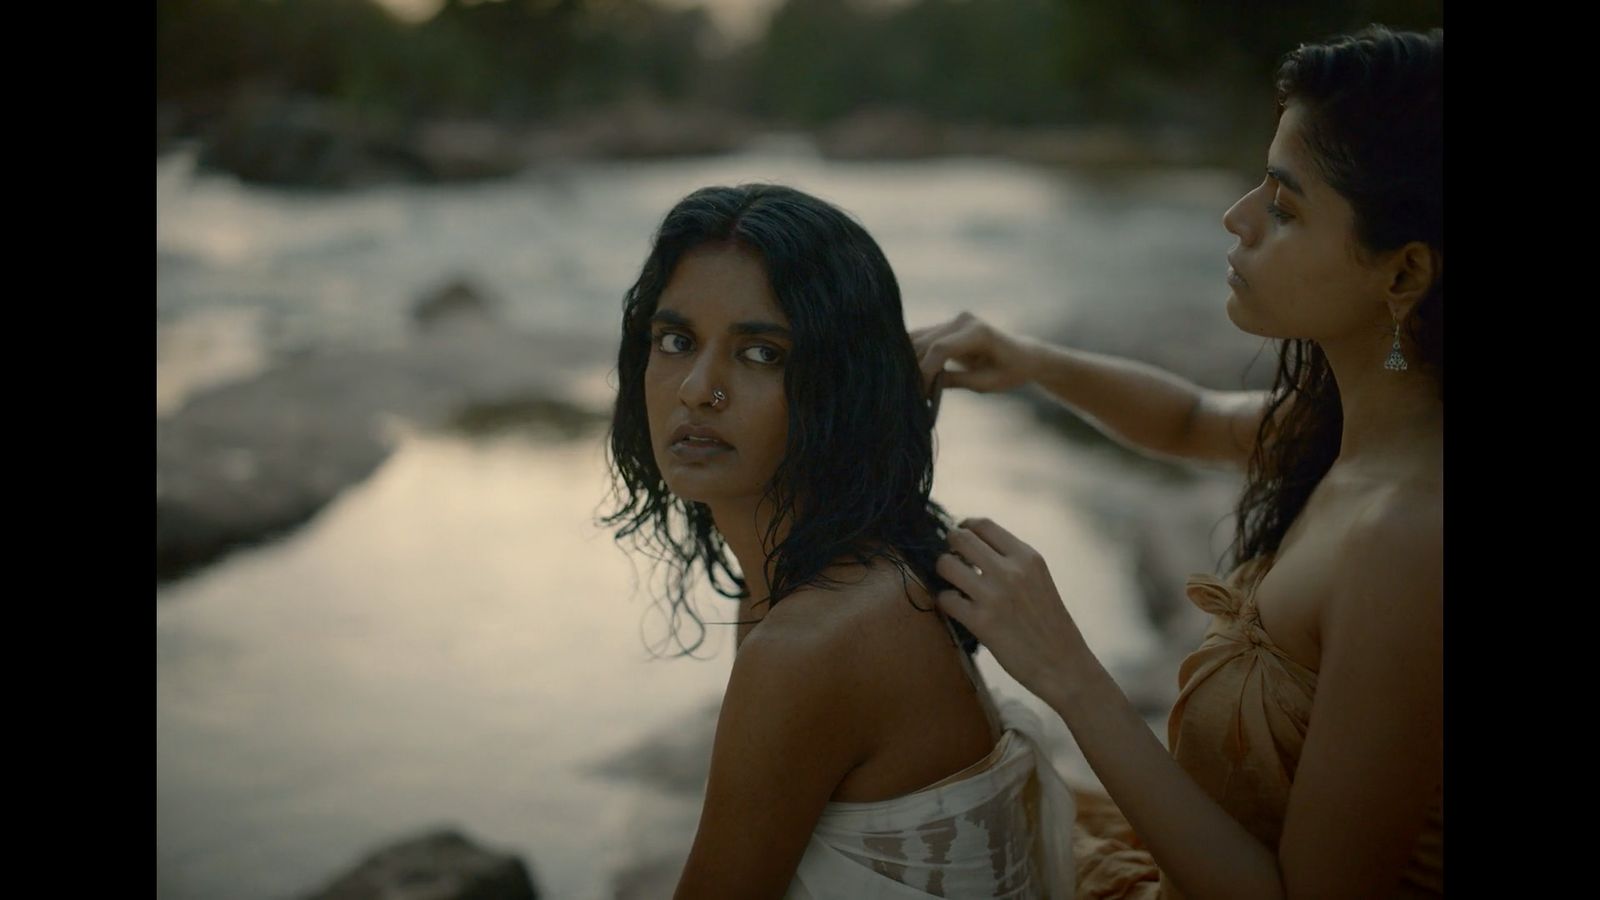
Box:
[1226,255,1248,287]
[667,422,734,460]
[670,422,732,447]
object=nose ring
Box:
[710,389,727,409]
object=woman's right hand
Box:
[910,312,1038,397]
[935,517,1089,702]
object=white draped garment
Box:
[784,638,1077,899]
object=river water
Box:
[156,138,1256,899]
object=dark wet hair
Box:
[604,183,971,656]
[1232,24,1443,567]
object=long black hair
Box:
[605,183,971,656]
[1232,25,1443,568]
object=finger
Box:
[947,526,1004,573]
[919,322,988,394]
[935,551,983,599]
[934,588,978,626]
[937,368,985,392]
[910,316,962,355]
[958,516,1031,559]
[919,341,955,396]
[908,321,942,352]
[912,311,977,351]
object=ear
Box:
[1383,241,1439,316]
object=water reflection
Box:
[157,388,1167,898]
[157,147,1251,898]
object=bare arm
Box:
[912,312,1272,469]
[936,513,1443,899]
[1026,341,1271,468]
[1276,503,1443,897]
[672,618,867,898]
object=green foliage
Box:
[1058,0,1445,113]
[156,0,1444,132]
[752,0,1076,125]
[157,0,715,121]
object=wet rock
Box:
[1009,308,1255,714]
[411,120,531,181]
[413,278,497,330]
[156,316,611,585]
[1114,473,1237,716]
[1060,452,1236,643]
[177,89,756,187]
[303,828,539,900]
[1018,299,1275,470]
[816,110,1212,168]
[198,93,430,189]
[1051,304,1276,395]
[817,109,950,160]
[444,395,607,441]
[1125,476,1240,635]
[589,701,719,899]
[589,699,718,797]
[975,125,1203,169]
[522,104,753,160]
[1024,298,1269,646]
[156,375,393,584]
[170,89,1227,188]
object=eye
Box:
[655,332,692,354]
[740,344,784,365]
[1266,201,1293,224]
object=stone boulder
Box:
[156,304,610,584]
[413,277,497,331]
[198,93,430,189]
[304,829,539,900]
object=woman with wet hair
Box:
[605,183,1074,898]
[913,25,1442,898]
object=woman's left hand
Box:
[935,517,1090,699]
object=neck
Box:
[1316,321,1442,473]
[709,496,783,612]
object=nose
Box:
[1222,184,1258,248]
[677,345,724,410]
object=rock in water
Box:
[198,93,429,189]
[305,829,539,900]
[413,277,496,331]
[156,319,608,585]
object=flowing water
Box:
[156,139,1253,899]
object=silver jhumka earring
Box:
[1383,319,1408,372]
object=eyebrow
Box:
[1266,165,1306,198]
[650,308,791,338]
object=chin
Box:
[664,480,712,505]
[658,468,733,507]
[1224,292,1271,339]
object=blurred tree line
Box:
[158,0,1442,142]
[157,0,714,121]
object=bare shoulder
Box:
[1343,479,1442,580]
[1279,478,1443,898]
[759,561,944,648]
[1327,480,1442,647]
[707,568,923,812]
[678,567,930,896]
[743,561,958,708]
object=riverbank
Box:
[157,145,1260,897]
[157,398,1220,899]
[159,94,1252,190]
